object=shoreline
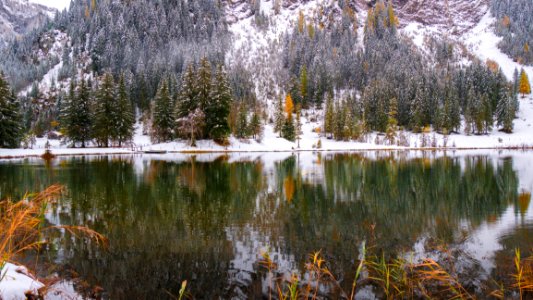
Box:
[1,145,533,160]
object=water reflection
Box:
[0,151,531,299]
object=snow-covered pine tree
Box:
[385,97,398,145]
[76,79,93,147]
[282,94,296,141]
[197,58,212,130]
[176,64,198,121]
[62,79,92,148]
[206,66,232,142]
[249,110,262,140]
[496,86,516,133]
[411,86,425,133]
[235,103,248,139]
[115,75,135,147]
[300,66,308,106]
[274,96,284,136]
[0,72,22,148]
[295,103,302,147]
[93,73,118,147]
[152,81,174,143]
[324,93,334,138]
[61,81,76,146]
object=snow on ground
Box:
[0,263,43,300]
[1,93,533,159]
[18,30,69,97]
[463,12,533,81]
[3,8,533,158]
[0,262,83,300]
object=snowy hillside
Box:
[1,0,533,157]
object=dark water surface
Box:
[0,151,531,299]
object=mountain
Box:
[0,0,531,147]
[0,0,55,44]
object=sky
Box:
[29,0,70,10]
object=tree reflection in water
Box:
[0,152,530,299]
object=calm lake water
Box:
[0,151,532,299]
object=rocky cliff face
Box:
[392,0,488,33]
[0,0,55,44]
[224,0,488,35]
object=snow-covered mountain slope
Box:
[0,0,55,44]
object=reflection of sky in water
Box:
[216,150,533,289]
[463,200,532,273]
[7,150,531,297]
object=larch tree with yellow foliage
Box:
[282,94,296,141]
[519,68,531,98]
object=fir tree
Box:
[63,79,92,148]
[197,57,212,116]
[282,115,296,142]
[519,68,531,97]
[235,103,248,139]
[115,76,135,147]
[152,81,174,143]
[324,93,334,138]
[282,93,296,141]
[300,65,308,105]
[249,110,262,140]
[411,87,425,133]
[93,73,117,147]
[176,64,198,120]
[274,96,285,136]
[0,73,22,148]
[385,97,398,145]
[497,87,516,133]
[295,104,302,148]
[206,66,232,141]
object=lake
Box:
[0,151,531,299]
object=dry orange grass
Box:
[0,185,108,265]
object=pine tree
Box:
[249,110,262,140]
[274,96,285,136]
[115,75,135,147]
[519,68,531,97]
[61,81,77,146]
[206,65,232,141]
[197,58,212,116]
[497,87,516,133]
[333,103,345,140]
[235,103,248,138]
[411,87,425,132]
[93,73,117,147]
[77,79,93,147]
[282,115,296,142]
[295,104,302,148]
[300,65,308,105]
[63,79,92,148]
[282,93,296,141]
[385,97,398,145]
[0,73,22,148]
[176,64,198,120]
[324,93,334,138]
[152,81,174,143]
